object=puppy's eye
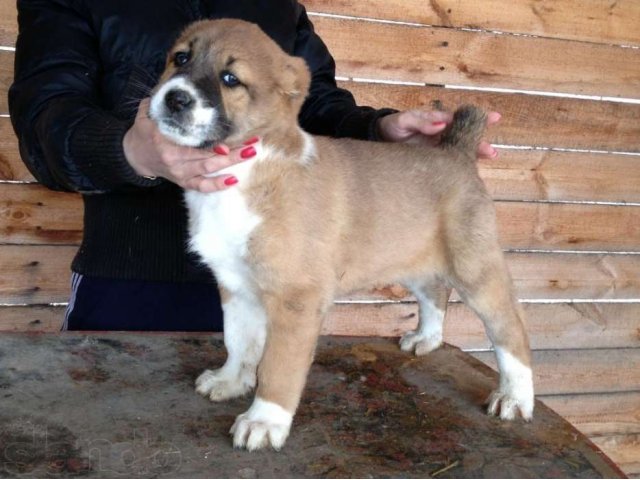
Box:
[220,71,241,88]
[173,51,190,67]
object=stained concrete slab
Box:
[0,333,625,478]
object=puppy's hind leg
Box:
[400,280,451,355]
[452,253,534,421]
[196,289,266,402]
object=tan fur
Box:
[155,19,533,445]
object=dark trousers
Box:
[63,273,224,332]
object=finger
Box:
[186,139,260,164]
[487,111,501,126]
[184,174,239,193]
[137,98,151,120]
[478,141,498,159]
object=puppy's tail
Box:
[439,105,487,155]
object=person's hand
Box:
[376,108,501,159]
[123,98,258,192]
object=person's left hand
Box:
[376,108,501,159]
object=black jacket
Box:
[9,0,394,282]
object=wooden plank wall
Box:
[1,0,639,475]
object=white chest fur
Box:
[185,188,262,293]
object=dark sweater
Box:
[9,0,395,282]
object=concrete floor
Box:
[0,333,624,478]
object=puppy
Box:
[149,19,534,451]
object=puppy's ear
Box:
[279,56,311,106]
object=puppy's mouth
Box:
[149,76,230,148]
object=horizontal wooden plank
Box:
[324,302,640,350]
[591,434,640,476]
[4,70,640,155]
[305,0,640,46]
[0,118,30,181]
[2,249,640,304]
[0,305,64,331]
[314,16,640,98]
[341,82,640,153]
[4,117,640,201]
[0,245,74,304]
[0,0,16,47]
[3,1,640,49]
[478,150,640,203]
[3,84,639,158]
[541,392,640,436]
[496,202,640,252]
[3,301,640,352]
[347,252,640,302]
[504,252,640,300]
[3,19,640,120]
[0,184,82,244]
[3,184,640,252]
[472,348,640,395]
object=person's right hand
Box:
[123,98,258,193]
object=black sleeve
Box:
[8,0,161,193]
[291,3,397,140]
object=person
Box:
[9,0,498,332]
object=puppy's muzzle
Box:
[149,76,224,148]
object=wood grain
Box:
[0,184,82,245]
[3,16,640,117]
[313,16,640,98]
[342,252,640,301]
[0,50,12,113]
[478,150,640,203]
[0,245,75,304]
[3,184,640,251]
[591,434,640,476]
[541,392,640,436]
[2,301,639,352]
[341,82,640,152]
[472,348,640,395]
[4,63,640,154]
[0,305,65,331]
[0,118,30,181]
[4,1,639,48]
[325,302,640,350]
[304,0,640,46]
[0,0,16,47]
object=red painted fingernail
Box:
[240,146,256,159]
[213,145,229,155]
[432,121,447,127]
[243,136,260,145]
[224,176,238,186]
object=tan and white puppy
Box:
[149,19,534,451]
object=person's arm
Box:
[8,0,162,193]
[291,4,397,141]
[9,1,243,194]
[291,3,500,157]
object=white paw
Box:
[486,389,534,421]
[230,398,293,451]
[399,330,443,355]
[195,368,255,401]
[489,347,534,420]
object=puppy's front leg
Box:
[196,289,266,401]
[231,287,326,451]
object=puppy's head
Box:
[149,19,311,148]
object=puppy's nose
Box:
[165,89,194,113]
